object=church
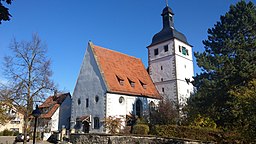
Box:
[70,4,193,133]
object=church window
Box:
[128,78,135,88]
[119,96,125,104]
[116,75,124,86]
[78,98,81,105]
[136,100,143,117]
[154,48,159,56]
[94,117,100,129]
[161,78,163,82]
[95,95,99,103]
[164,45,168,52]
[162,88,165,92]
[86,98,89,108]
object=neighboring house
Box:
[0,103,24,133]
[38,93,71,140]
[71,42,161,133]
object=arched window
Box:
[136,99,143,117]
[94,117,100,129]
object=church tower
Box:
[147,4,194,105]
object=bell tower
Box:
[147,3,194,105]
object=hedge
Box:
[152,125,221,142]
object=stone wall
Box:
[70,133,213,144]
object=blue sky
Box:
[0,0,254,93]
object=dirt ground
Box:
[0,136,51,144]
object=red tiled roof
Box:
[39,93,70,119]
[90,42,160,99]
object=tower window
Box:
[179,46,182,52]
[154,48,159,56]
[162,88,165,93]
[161,78,163,81]
[161,66,163,70]
[182,46,189,56]
[164,45,168,52]
[86,98,89,108]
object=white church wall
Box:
[106,93,159,117]
[71,44,107,133]
[174,39,194,105]
[148,41,174,62]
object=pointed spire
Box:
[165,0,169,7]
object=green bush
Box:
[132,124,149,135]
[2,129,14,136]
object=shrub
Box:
[152,125,220,142]
[2,129,14,136]
[104,116,123,134]
[132,124,149,135]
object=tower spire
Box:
[165,0,169,7]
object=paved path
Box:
[0,136,51,144]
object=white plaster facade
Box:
[148,39,193,105]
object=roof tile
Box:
[91,43,160,99]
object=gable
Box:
[90,42,160,99]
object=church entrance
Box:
[136,99,143,117]
[82,121,90,133]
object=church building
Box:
[70,3,193,133]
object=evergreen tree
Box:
[0,0,13,24]
[186,1,256,141]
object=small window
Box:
[116,75,124,86]
[78,98,81,105]
[162,88,165,93]
[161,66,163,70]
[182,46,188,56]
[139,80,147,89]
[94,117,100,129]
[179,46,182,52]
[164,45,168,52]
[86,98,89,108]
[128,78,135,88]
[154,48,159,56]
[161,78,163,82]
[95,95,99,103]
[119,96,125,104]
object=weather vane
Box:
[165,0,169,6]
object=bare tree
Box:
[2,34,55,143]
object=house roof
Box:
[39,93,70,119]
[90,42,160,99]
